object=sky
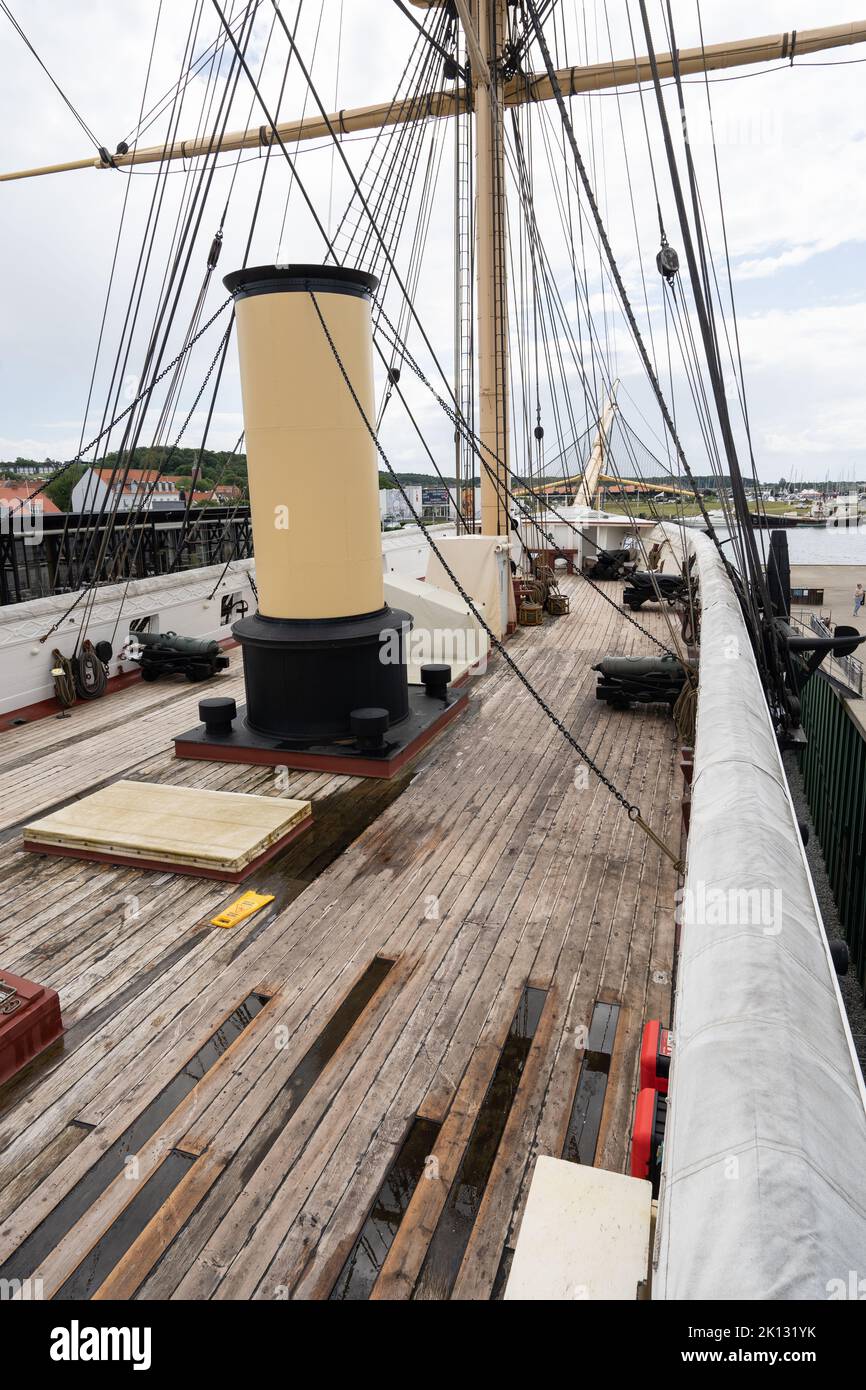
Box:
[0,0,864,486]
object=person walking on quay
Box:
[854,583,865,617]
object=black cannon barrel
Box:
[131,630,222,657]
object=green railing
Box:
[800,673,866,993]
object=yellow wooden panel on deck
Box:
[23,780,311,874]
[211,892,275,929]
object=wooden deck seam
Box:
[0,578,681,1300]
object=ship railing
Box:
[653,524,866,1300]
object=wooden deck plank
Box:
[145,648,592,1297]
[0,574,681,1300]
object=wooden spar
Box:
[2,19,864,182]
[473,0,510,537]
[575,384,618,510]
[0,90,457,183]
[595,473,693,497]
[513,471,694,499]
[520,18,866,95]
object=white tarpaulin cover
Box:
[425,534,514,639]
[654,528,866,1300]
[383,574,488,684]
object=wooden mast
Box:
[466,0,510,537]
[2,19,863,183]
[575,383,619,510]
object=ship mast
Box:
[575,383,619,511]
[415,0,511,537]
[463,1,509,536]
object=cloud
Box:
[734,303,866,460]
[1,1,865,488]
[735,240,841,280]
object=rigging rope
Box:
[523,0,732,578]
[391,0,461,71]
[66,0,252,596]
[636,0,788,717]
[6,298,233,520]
[372,305,678,656]
[0,0,105,153]
[309,286,682,873]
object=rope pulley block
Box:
[207,228,224,270]
[74,639,108,701]
[656,243,680,282]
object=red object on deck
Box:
[639,1019,672,1094]
[630,1087,666,1196]
[0,970,63,1086]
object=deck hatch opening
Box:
[412,985,547,1301]
[561,1001,621,1166]
[239,957,395,1185]
[0,993,267,1285]
[329,1116,441,1301]
[53,1150,195,1300]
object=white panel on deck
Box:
[383,574,488,683]
[504,1157,652,1301]
[424,535,513,638]
[24,780,310,873]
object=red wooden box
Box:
[0,969,63,1086]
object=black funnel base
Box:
[232,606,412,744]
[173,684,468,780]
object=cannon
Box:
[590,548,637,582]
[593,654,688,709]
[129,630,230,684]
[775,619,866,730]
[623,570,690,610]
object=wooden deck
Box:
[0,575,681,1300]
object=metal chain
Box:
[309,288,683,872]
